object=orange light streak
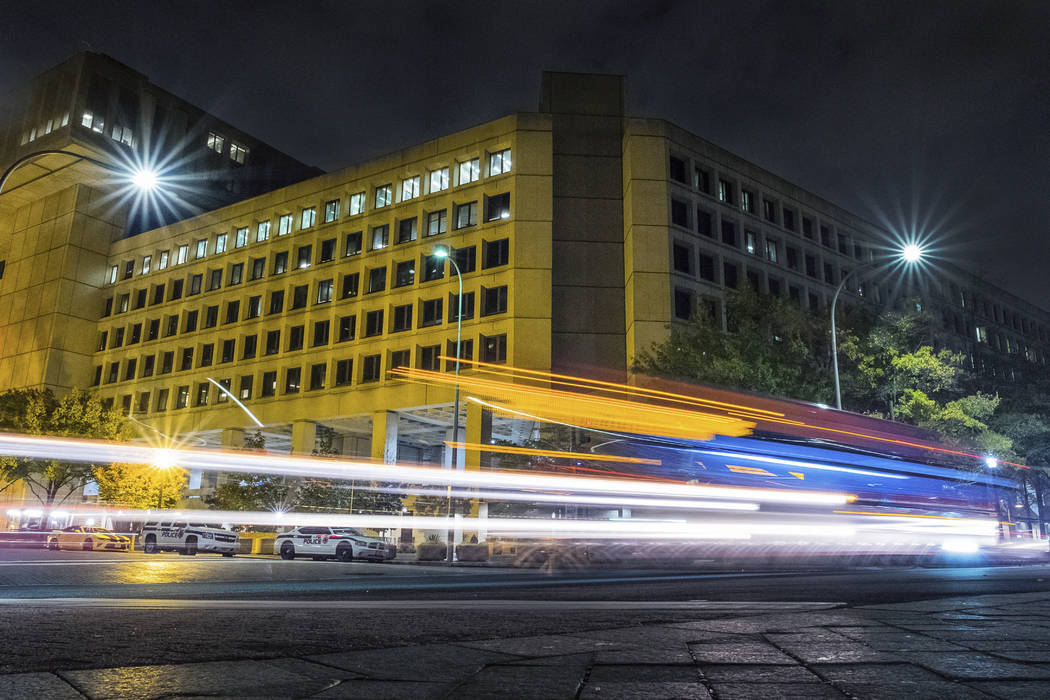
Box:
[444,441,662,465]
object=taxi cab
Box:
[46,526,132,552]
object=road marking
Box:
[0,597,845,611]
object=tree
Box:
[93,463,186,509]
[0,389,131,509]
[206,431,295,511]
[633,287,834,402]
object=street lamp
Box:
[830,244,925,410]
[0,148,161,197]
[431,245,462,563]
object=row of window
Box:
[205,131,249,164]
[105,149,512,285]
[101,238,509,320]
[101,333,509,415]
[96,286,508,359]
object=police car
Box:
[274,526,396,562]
[141,521,239,556]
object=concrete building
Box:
[2,59,1048,505]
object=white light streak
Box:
[696,449,909,480]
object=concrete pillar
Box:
[291,420,317,455]
[371,411,399,464]
[220,428,246,449]
[464,401,492,470]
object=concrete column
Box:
[464,401,492,470]
[371,411,399,464]
[220,428,246,449]
[291,420,317,455]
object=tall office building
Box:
[2,60,1047,501]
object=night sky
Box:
[2,1,1047,308]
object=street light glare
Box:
[901,243,924,264]
[131,167,159,192]
[153,449,177,470]
[432,246,449,258]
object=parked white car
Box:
[141,521,239,556]
[274,526,396,562]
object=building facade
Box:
[2,62,1048,504]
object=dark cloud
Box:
[2,0,1047,305]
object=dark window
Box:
[367,267,386,293]
[247,296,261,318]
[106,362,119,384]
[723,262,739,289]
[450,292,475,321]
[112,327,124,348]
[365,310,384,337]
[261,371,277,397]
[397,218,417,244]
[789,286,801,304]
[335,359,353,386]
[446,339,473,371]
[838,233,849,255]
[783,208,796,231]
[454,201,478,229]
[204,305,218,328]
[129,323,141,344]
[699,253,715,282]
[160,351,174,374]
[155,285,169,306]
[291,285,308,309]
[482,239,509,268]
[362,354,382,382]
[390,350,410,369]
[747,269,761,291]
[250,257,265,280]
[674,289,692,319]
[421,298,443,326]
[313,320,330,346]
[265,330,280,355]
[97,331,108,351]
[319,238,336,263]
[183,310,198,333]
[141,355,155,378]
[207,269,222,291]
[341,273,359,298]
[422,255,444,281]
[721,220,736,247]
[189,274,202,295]
[768,278,782,297]
[269,290,284,314]
[740,189,755,214]
[243,334,257,359]
[805,254,817,278]
[671,199,688,227]
[338,315,356,342]
[453,245,476,273]
[123,359,137,381]
[481,334,507,363]
[239,375,253,400]
[285,367,301,394]
[134,289,147,309]
[123,260,134,280]
[221,339,235,363]
[395,260,415,287]
[673,243,692,274]
[485,193,510,221]
[180,347,193,371]
[392,304,413,332]
[229,263,243,285]
[344,231,362,256]
[820,225,831,248]
[824,262,835,284]
[92,365,102,386]
[147,319,159,341]
[763,199,777,223]
[309,363,326,391]
[118,294,130,314]
[165,315,178,337]
[786,246,799,271]
[481,286,508,316]
[169,279,183,300]
[694,167,710,193]
[225,300,239,323]
[669,156,687,183]
[697,209,713,237]
[273,251,288,274]
[175,386,189,409]
[420,345,441,371]
[718,179,734,204]
[296,245,312,269]
[288,325,304,351]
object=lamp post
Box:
[431,246,462,563]
[0,148,159,197]
[831,244,924,410]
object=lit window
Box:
[375,184,393,208]
[215,233,227,254]
[429,167,449,193]
[278,214,293,236]
[458,158,480,185]
[207,132,225,154]
[371,225,389,250]
[297,245,312,269]
[141,256,151,274]
[256,220,271,242]
[397,218,417,244]
[485,193,510,221]
[745,231,757,255]
[324,199,340,223]
[317,279,333,304]
[344,232,362,257]
[454,201,478,229]
[481,334,507,363]
[718,179,734,204]
[489,149,512,175]
[108,265,118,284]
[195,239,208,259]
[349,192,366,216]
[229,142,248,164]
[235,227,249,248]
[402,176,420,201]
[158,250,169,269]
[427,210,447,236]
[111,125,134,146]
[300,207,316,229]
[766,238,778,263]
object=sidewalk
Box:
[6,592,1050,698]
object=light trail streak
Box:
[0,433,855,507]
[398,486,761,511]
[445,441,662,466]
[696,450,910,480]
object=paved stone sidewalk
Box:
[6,592,1050,698]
